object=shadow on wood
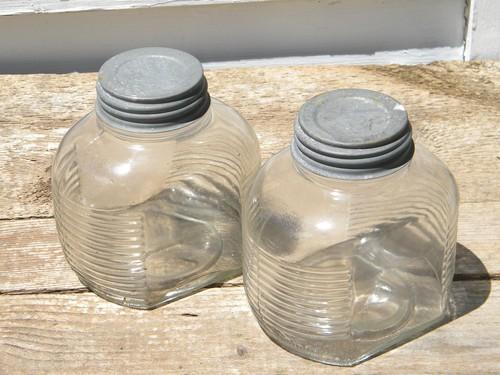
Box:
[451,242,491,318]
[359,242,491,365]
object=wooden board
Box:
[0,281,499,375]
[1,62,499,373]
[1,62,500,219]
[0,0,274,16]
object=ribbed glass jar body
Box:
[243,144,458,365]
[53,99,260,309]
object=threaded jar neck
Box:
[95,47,211,133]
[292,89,415,180]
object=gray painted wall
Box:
[0,0,466,73]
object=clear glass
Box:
[53,98,260,309]
[243,144,459,366]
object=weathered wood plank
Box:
[0,202,497,294]
[0,62,499,374]
[1,62,500,219]
[0,0,274,16]
[0,280,498,374]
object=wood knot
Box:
[237,345,248,357]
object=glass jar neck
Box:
[292,148,411,190]
[96,105,213,142]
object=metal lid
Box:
[292,89,414,179]
[96,47,210,132]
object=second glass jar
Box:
[243,89,459,366]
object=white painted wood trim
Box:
[204,47,465,70]
[464,0,500,60]
[464,0,475,60]
[0,0,274,16]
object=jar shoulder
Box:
[245,149,352,246]
[54,100,259,171]
[53,101,261,208]
[410,144,459,204]
[53,111,172,185]
[209,98,261,149]
[245,145,459,252]
[248,145,458,211]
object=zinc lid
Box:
[96,47,210,132]
[292,89,414,179]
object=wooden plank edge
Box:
[0,281,244,296]
[1,199,499,295]
[0,0,275,16]
[1,275,497,297]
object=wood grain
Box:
[0,201,497,295]
[1,62,499,373]
[1,62,500,219]
[0,281,498,375]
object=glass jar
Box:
[52,48,261,309]
[243,89,458,366]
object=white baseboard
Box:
[204,47,465,70]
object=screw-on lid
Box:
[96,47,210,132]
[292,89,414,179]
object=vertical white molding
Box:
[465,0,500,60]
[464,0,475,60]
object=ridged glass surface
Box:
[53,99,260,309]
[243,145,458,365]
